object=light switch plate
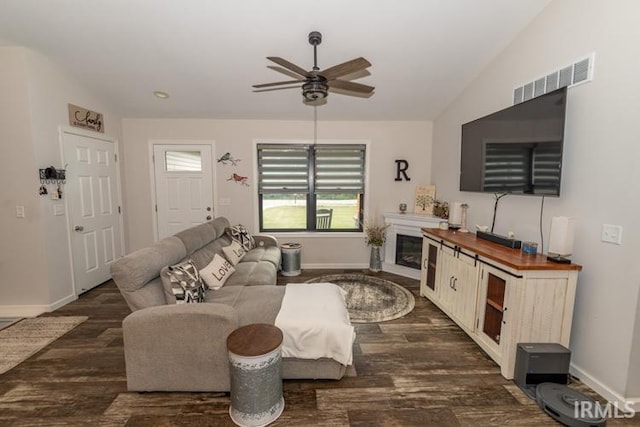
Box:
[601,224,623,245]
[16,206,25,218]
[53,204,65,216]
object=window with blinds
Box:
[257,143,366,232]
[482,141,562,194]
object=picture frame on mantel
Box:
[414,185,435,215]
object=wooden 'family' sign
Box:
[68,104,104,133]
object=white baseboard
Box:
[49,293,77,312]
[300,263,368,270]
[571,363,640,407]
[0,293,77,318]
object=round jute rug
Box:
[305,274,415,323]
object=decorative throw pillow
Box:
[226,224,255,252]
[200,254,236,290]
[165,260,206,304]
[222,240,246,266]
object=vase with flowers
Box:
[362,218,390,272]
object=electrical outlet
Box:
[601,224,623,245]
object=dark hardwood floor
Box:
[0,269,635,426]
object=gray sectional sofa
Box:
[110,217,347,392]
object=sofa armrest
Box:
[254,234,279,248]
[122,303,238,392]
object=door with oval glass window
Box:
[153,143,215,239]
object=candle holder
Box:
[459,203,469,233]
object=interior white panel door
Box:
[153,144,214,239]
[63,130,123,294]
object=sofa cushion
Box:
[181,237,231,271]
[111,236,186,293]
[222,240,246,266]
[241,246,281,269]
[206,285,285,326]
[163,260,207,304]
[226,224,255,251]
[175,218,230,255]
[226,260,277,287]
[199,254,235,290]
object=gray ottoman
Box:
[227,323,284,426]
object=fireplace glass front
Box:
[395,234,422,270]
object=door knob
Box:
[74,225,84,232]
[206,215,212,220]
[206,207,211,211]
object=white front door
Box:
[153,144,214,239]
[62,129,123,294]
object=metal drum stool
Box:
[280,242,301,276]
[226,323,284,426]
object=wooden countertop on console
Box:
[422,228,582,272]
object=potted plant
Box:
[362,219,390,272]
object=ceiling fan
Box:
[252,31,374,102]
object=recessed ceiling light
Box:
[153,91,169,99]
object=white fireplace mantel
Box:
[383,212,443,279]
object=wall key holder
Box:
[39,166,66,184]
[39,166,66,198]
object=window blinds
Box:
[257,144,366,194]
[257,144,310,194]
[314,144,365,194]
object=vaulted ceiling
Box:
[0,0,550,120]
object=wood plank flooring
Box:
[0,269,635,426]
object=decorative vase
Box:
[369,245,382,272]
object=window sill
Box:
[266,231,365,239]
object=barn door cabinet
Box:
[420,229,582,379]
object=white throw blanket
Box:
[275,283,355,366]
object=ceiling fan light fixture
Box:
[302,81,328,101]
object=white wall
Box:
[121,119,432,267]
[0,47,123,317]
[432,0,640,402]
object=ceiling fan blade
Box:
[329,79,374,94]
[253,80,304,89]
[320,57,371,81]
[253,86,301,93]
[267,65,303,80]
[267,57,311,78]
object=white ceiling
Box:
[0,0,550,121]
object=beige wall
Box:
[0,47,50,309]
[0,47,123,316]
[432,0,640,402]
[121,119,432,267]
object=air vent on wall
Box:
[513,53,595,104]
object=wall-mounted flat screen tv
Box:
[460,87,567,196]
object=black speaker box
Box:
[514,342,571,399]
